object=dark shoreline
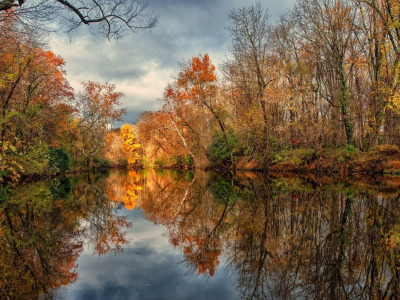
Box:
[4,148,400,187]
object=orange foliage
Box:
[177,53,217,102]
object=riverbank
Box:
[122,144,400,176]
[234,144,400,176]
[4,144,400,186]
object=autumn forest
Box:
[135,0,400,174]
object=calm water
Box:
[1,170,400,299]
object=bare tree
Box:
[288,0,359,145]
[0,0,158,39]
[222,2,276,159]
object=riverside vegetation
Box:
[120,1,400,175]
[4,0,400,185]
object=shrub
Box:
[323,145,358,160]
[208,131,240,164]
[185,154,194,166]
[0,186,7,204]
[48,147,71,173]
[344,144,357,156]
[272,148,315,167]
[154,157,165,167]
[93,157,111,168]
[374,144,400,155]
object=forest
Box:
[132,0,400,174]
[0,16,129,183]
[2,0,400,184]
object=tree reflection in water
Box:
[137,171,400,299]
[2,170,400,299]
[0,173,131,299]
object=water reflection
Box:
[137,171,400,299]
[1,170,400,299]
[0,173,130,299]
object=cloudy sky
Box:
[49,0,295,125]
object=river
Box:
[0,170,399,299]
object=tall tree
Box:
[223,2,278,160]
[75,81,125,167]
[290,0,358,145]
[177,53,235,169]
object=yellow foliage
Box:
[388,94,400,113]
[107,170,143,210]
[120,124,141,166]
[122,171,143,210]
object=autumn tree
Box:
[120,124,141,167]
[223,3,276,155]
[0,23,76,180]
[352,0,400,147]
[177,53,235,169]
[137,110,184,166]
[104,130,127,167]
[74,81,126,168]
[287,0,359,145]
[135,0,400,170]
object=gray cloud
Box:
[50,0,295,126]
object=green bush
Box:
[185,154,194,166]
[48,147,71,173]
[0,186,8,204]
[154,157,165,167]
[344,144,357,156]
[323,145,359,160]
[208,131,240,164]
[93,157,111,168]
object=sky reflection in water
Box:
[55,208,237,300]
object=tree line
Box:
[0,0,156,182]
[0,18,129,182]
[135,0,400,170]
